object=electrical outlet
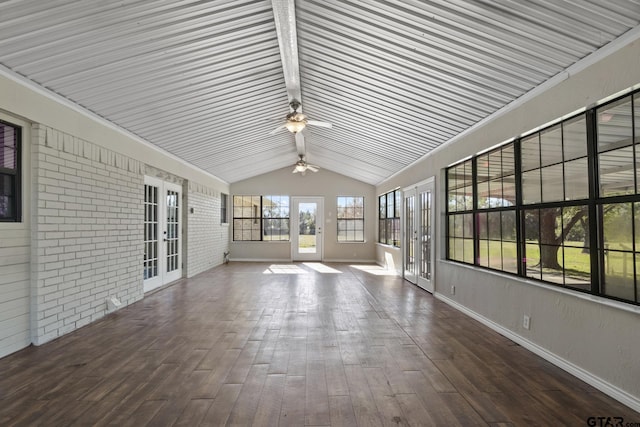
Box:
[451,285,455,295]
[523,315,531,330]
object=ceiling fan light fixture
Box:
[285,120,306,133]
[295,163,306,172]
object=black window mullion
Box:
[586,108,601,295]
[445,169,450,260]
[515,138,524,276]
[472,157,478,265]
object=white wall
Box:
[376,37,640,410]
[0,113,30,358]
[0,70,231,353]
[31,124,145,344]
[186,182,230,277]
[230,166,376,262]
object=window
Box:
[220,193,228,224]
[596,92,640,302]
[447,159,473,263]
[378,190,400,246]
[262,195,289,241]
[476,145,517,273]
[446,87,640,306]
[233,195,289,241]
[0,120,20,222]
[337,196,364,242]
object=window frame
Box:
[220,193,229,225]
[378,190,400,247]
[0,119,22,222]
[337,196,365,243]
[232,195,290,242]
[445,87,640,306]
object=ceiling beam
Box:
[271,0,307,157]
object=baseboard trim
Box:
[229,258,378,264]
[435,293,640,413]
[323,259,377,263]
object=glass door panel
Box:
[144,177,182,292]
[417,179,435,293]
[292,197,323,261]
[404,192,417,283]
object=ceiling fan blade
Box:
[270,124,286,135]
[307,165,319,172]
[292,167,299,173]
[307,120,332,129]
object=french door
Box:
[143,176,182,292]
[403,178,435,293]
[291,197,323,261]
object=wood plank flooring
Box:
[1,262,638,426]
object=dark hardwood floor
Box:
[1,262,638,426]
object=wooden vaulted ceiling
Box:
[1,0,639,184]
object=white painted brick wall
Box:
[186,184,229,278]
[31,125,145,345]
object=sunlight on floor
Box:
[263,264,307,274]
[303,262,342,274]
[350,264,398,276]
[262,263,343,274]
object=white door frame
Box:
[291,196,324,261]
[403,189,418,284]
[143,176,183,293]
[403,177,436,293]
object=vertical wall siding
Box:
[0,227,30,357]
[186,183,229,278]
[0,114,30,359]
[30,125,145,345]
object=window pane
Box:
[477,180,489,209]
[488,240,502,270]
[599,146,635,197]
[503,175,516,206]
[502,145,515,176]
[522,170,541,204]
[598,96,633,153]
[502,210,516,242]
[563,245,590,289]
[525,242,541,279]
[477,154,490,183]
[602,203,632,251]
[564,158,589,200]
[488,178,503,207]
[478,239,489,267]
[477,212,487,240]
[563,114,587,161]
[540,164,564,203]
[603,251,635,301]
[521,134,540,172]
[387,193,394,218]
[379,195,386,219]
[563,206,589,249]
[0,124,17,170]
[503,241,518,274]
[462,213,473,239]
[487,211,501,240]
[541,245,564,284]
[0,174,15,219]
[540,124,562,167]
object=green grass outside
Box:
[299,234,317,248]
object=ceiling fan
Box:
[271,100,332,134]
[292,155,319,174]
